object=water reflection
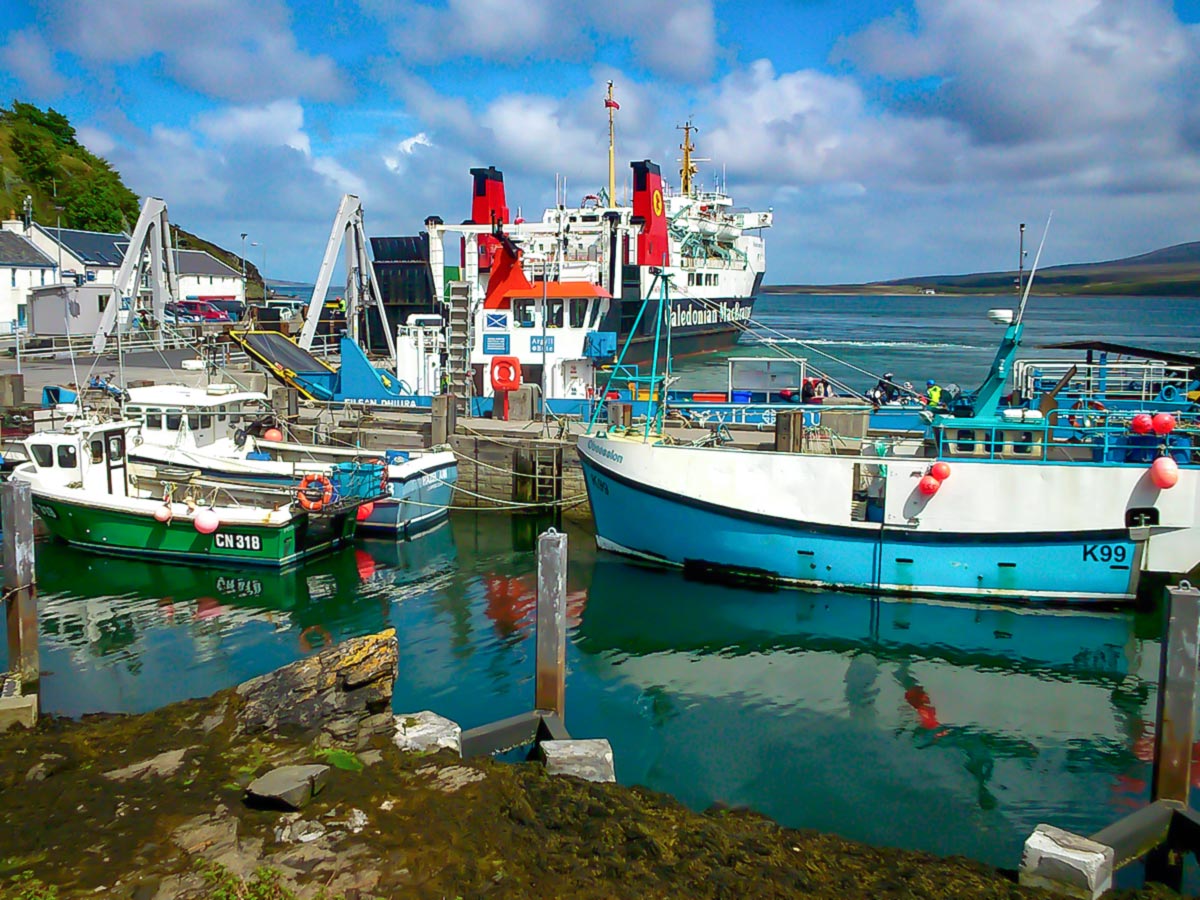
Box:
[573,559,1163,866]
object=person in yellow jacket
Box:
[925,379,943,406]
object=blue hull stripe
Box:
[579,454,1136,602]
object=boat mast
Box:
[606,81,617,206]
[1016,222,1026,296]
[678,120,697,197]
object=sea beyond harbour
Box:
[6,292,1200,887]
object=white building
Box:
[1,219,126,286]
[174,249,244,305]
[0,230,56,329]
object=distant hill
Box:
[768,241,1200,297]
[0,100,265,299]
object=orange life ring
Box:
[1067,399,1106,429]
[490,355,522,393]
[297,473,334,511]
[367,457,389,497]
[299,624,333,652]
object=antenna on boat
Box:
[677,120,698,197]
[1015,213,1051,326]
[605,81,618,207]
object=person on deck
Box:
[874,373,900,404]
[926,379,943,406]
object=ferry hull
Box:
[573,436,1192,604]
[30,493,356,568]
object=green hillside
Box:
[768,241,1200,296]
[0,100,264,298]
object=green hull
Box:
[30,494,357,568]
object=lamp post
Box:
[251,241,266,300]
[240,232,248,302]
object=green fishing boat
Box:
[13,418,380,568]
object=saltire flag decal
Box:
[486,313,507,329]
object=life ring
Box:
[1159,385,1179,402]
[367,458,389,497]
[1067,399,1106,429]
[297,473,334,511]
[299,624,333,652]
[490,355,522,393]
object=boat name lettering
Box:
[340,398,418,408]
[32,502,58,520]
[214,533,263,552]
[587,441,623,464]
[668,302,752,329]
[1082,544,1126,563]
[589,473,610,496]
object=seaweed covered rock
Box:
[235,628,398,746]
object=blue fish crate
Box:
[329,461,386,502]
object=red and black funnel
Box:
[631,160,670,267]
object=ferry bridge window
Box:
[200,414,213,430]
[90,439,104,463]
[145,408,164,429]
[514,299,535,326]
[217,405,227,423]
[166,411,182,431]
[546,299,564,328]
[188,414,201,431]
[30,445,53,467]
[57,445,77,468]
[569,298,588,329]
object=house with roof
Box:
[174,249,245,306]
[0,230,56,328]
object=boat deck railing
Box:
[1014,359,1193,405]
[934,409,1200,466]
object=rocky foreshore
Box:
[0,631,1181,899]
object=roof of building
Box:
[0,231,55,267]
[172,249,240,278]
[32,223,128,266]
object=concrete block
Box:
[0,694,37,732]
[539,739,616,783]
[1019,824,1113,899]
[394,710,462,756]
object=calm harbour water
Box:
[7,293,1200,884]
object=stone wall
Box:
[235,629,398,748]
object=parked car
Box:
[203,298,247,321]
[165,302,202,322]
[176,299,232,321]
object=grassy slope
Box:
[0,109,265,300]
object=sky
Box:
[1,0,1199,285]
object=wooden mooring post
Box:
[458,529,615,780]
[1020,581,1200,898]
[1,479,39,730]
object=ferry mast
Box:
[606,81,618,206]
[678,120,698,197]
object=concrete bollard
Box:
[534,529,567,718]
[1019,825,1113,899]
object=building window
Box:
[8,269,14,288]
[40,269,46,285]
[98,294,110,313]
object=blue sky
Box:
[2,0,1200,284]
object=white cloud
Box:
[384,133,433,173]
[0,28,69,98]
[197,101,311,154]
[366,0,716,81]
[76,126,117,158]
[39,0,347,102]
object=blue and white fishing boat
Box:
[578,241,1200,604]
[124,383,457,537]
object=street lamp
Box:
[240,232,248,303]
[251,241,266,300]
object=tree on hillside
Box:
[64,176,138,232]
[2,101,77,147]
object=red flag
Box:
[604,98,620,109]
